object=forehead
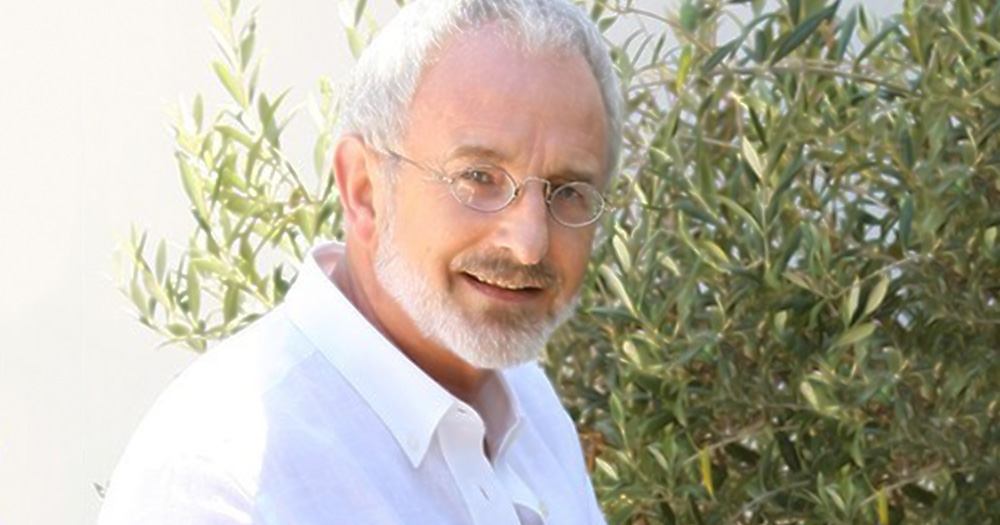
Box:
[402,25,609,184]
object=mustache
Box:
[452,250,560,289]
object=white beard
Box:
[373,212,576,370]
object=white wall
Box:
[0,1,350,523]
[0,1,899,524]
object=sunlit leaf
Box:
[700,447,714,497]
[212,60,248,109]
[832,322,875,348]
[863,274,890,317]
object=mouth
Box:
[460,272,545,302]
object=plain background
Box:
[0,1,898,523]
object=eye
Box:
[553,184,583,201]
[551,182,590,203]
[456,167,505,186]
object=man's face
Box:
[373,27,609,369]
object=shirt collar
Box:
[282,241,523,467]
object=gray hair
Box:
[339,0,624,183]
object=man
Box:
[99,0,623,523]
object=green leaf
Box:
[832,322,875,348]
[773,225,803,278]
[186,267,201,319]
[770,0,840,64]
[594,457,619,482]
[177,154,208,220]
[258,94,280,147]
[700,447,714,497]
[659,253,681,276]
[800,380,820,410]
[193,94,204,132]
[622,340,643,367]
[346,26,365,59]
[239,26,255,72]
[676,44,693,91]
[698,240,730,267]
[679,0,697,31]
[223,284,240,324]
[216,125,253,147]
[212,60,248,109]
[353,0,367,26]
[130,277,148,319]
[833,6,858,60]
[842,277,860,326]
[167,323,190,337]
[191,257,230,277]
[314,133,331,178]
[597,16,616,33]
[749,107,767,148]
[863,274,889,317]
[294,208,316,242]
[788,0,801,25]
[701,39,739,72]
[612,234,632,272]
[877,486,889,524]
[900,194,914,248]
[718,196,764,237]
[856,22,899,65]
[154,240,167,282]
[784,271,813,291]
[741,137,766,181]
[589,0,604,22]
[609,392,624,424]
[599,264,635,315]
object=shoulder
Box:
[100,307,329,522]
[128,307,317,449]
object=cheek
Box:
[393,192,481,271]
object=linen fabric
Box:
[98,241,606,524]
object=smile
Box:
[461,272,545,302]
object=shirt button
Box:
[478,485,491,501]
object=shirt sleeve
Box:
[97,453,254,525]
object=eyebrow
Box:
[442,143,601,185]
[443,143,511,165]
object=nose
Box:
[494,179,550,265]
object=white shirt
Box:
[99,242,606,524]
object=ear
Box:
[333,134,379,246]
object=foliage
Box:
[120,0,344,350]
[121,0,1000,523]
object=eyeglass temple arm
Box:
[381,148,450,182]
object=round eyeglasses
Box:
[382,148,607,228]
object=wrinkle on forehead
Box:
[404,27,609,186]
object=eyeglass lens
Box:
[449,168,602,226]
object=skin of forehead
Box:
[401,24,609,188]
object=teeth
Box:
[471,274,533,290]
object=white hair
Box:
[339,0,624,182]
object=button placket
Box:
[439,407,519,525]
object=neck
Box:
[331,244,487,403]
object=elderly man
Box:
[99,0,623,523]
